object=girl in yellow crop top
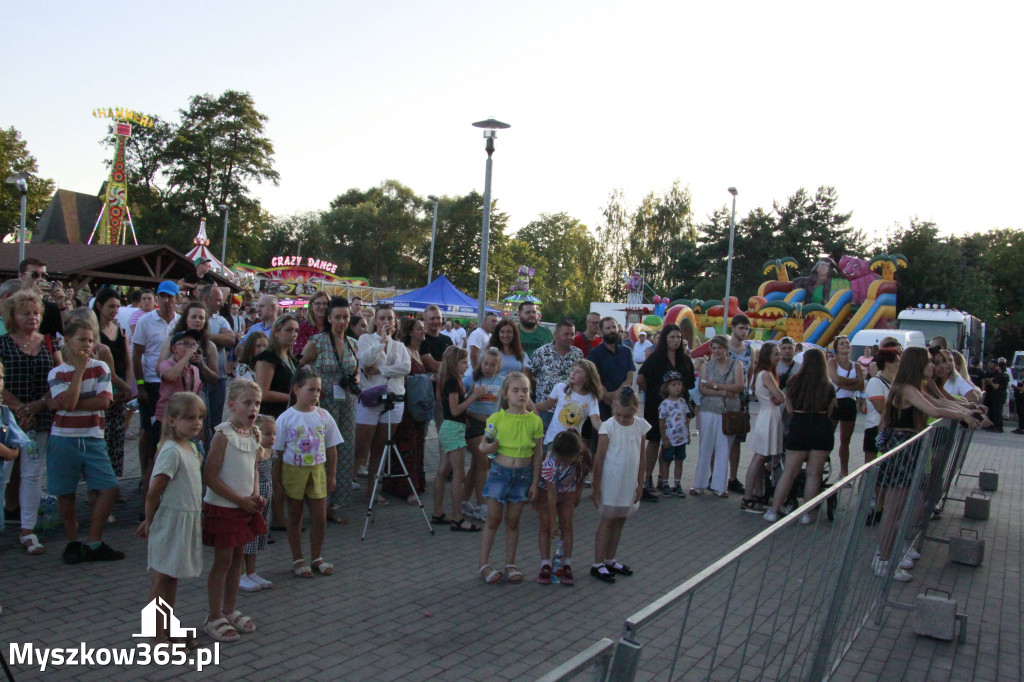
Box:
[477,372,543,585]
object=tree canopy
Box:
[1,126,56,240]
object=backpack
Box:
[405,374,436,424]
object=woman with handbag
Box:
[764,349,835,524]
[381,317,429,505]
[300,297,359,523]
[692,335,744,498]
[740,343,786,512]
[355,305,411,506]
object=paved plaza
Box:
[1,414,1020,681]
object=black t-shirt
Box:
[40,299,63,337]
[421,332,453,363]
[253,350,295,418]
[441,376,466,424]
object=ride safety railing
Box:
[538,418,975,682]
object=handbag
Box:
[722,409,750,436]
[357,385,388,408]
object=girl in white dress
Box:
[591,388,650,583]
[135,392,206,646]
[742,344,786,512]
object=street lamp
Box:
[472,118,510,324]
[217,203,230,271]
[722,187,738,334]
[426,194,439,285]
[5,171,30,263]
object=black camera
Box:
[382,393,405,404]
[338,374,361,396]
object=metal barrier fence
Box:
[539,418,975,682]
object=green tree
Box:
[1,126,56,240]
[596,189,631,299]
[515,212,603,320]
[631,181,695,296]
[883,219,965,310]
[321,180,430,287]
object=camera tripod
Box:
[361,397,435,539]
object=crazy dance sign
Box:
[270,256,339,273]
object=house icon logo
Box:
[133,597,197,639]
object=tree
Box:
[1,126,56,240]
[321,180,430,287]
[596,189,631,299]
[882,219,962,310]
[630,181,695,296]
[515,212,603,320]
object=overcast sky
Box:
[5,1,1022,248]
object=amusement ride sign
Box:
[269,256,339,273]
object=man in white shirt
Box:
[117,289,142,334]
[469,312,498,366]
[131,280,181,500]
[450,320,467,348]
[440,320,459,345]
[237,294,279,351]
[632,330,653,366]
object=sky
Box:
[5,1,1023,251]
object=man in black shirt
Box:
[419,304,453,373]
[984,359,1009,432]
[18,258,63,337]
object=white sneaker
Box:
[357,466,369,478]
[249,573,273,589]
[476,504,488,522]
[238,575,262,592]
[799,513,813,525]
[351,481,361,491]
[906,547,921,560]
[763,510,779,523]
[893,568,913,582]
[899,555,915,570]
[461,501,477,518]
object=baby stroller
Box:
[761,452,837,521]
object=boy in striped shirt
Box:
[47,315,124,564]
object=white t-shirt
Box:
[441,329,459,345]
[468,327,491,353]
[864,376,890,429]
[274,406,343,467]
[208,313,231,378]
[543,383,599,444]
[116,305,136,335]
[452,327,467,348]
[632,340,653,363]
[944,376,975,399]
[132,310,180,383]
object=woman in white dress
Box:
[741,343,785,512]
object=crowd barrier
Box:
[538,418,975,682]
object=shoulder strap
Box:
[43,334,54,356]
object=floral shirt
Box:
[531,343,583,403]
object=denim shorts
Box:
[483,461,533,504]
[661,444,687,462]
[46,435,119,496]
[438,420,468,453]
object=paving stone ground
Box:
[1,411,1020,681]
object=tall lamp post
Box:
[472,118,510,325]
[217,203,230,271]
[722,186,738,334]
[5,171,30,263]
[426,194,439,285]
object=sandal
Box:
[311,557,334,576]
[406,495,419,506]
[430,513,449,524]
[505,564,524,584]
[20,534,45,555]
[450,518,481,532]
[292,559,313,578]
[688,488,704,497]
[223,610,256,634]
[479,564,502,584]
[202,616,239,642]
[326,507,348,524]
[168,634,199,650]
[712,490,729,499]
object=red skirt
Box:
[202,503,268,548]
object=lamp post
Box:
[722,187,738,334]
[427,194,439,285]
[5,172,30,263]
[217,203,230,271]
[472,118,510,325]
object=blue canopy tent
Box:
[379,275,499,316]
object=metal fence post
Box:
[604,637,642,681]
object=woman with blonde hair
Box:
[294,291,329,357]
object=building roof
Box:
[0,243,240,291]
[33,188,106,244]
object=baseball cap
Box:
[638,330,648,337]
[156,281,180,296]
[663,370,684,383]
[170,329,202,346]
[194,257,211,266]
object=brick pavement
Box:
[1,414,1020,681]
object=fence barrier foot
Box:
[606,637,643,682]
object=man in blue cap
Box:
[132,281,181,502]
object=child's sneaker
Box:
[537,564,552,584]
[239,575,262,593]
[671,483,686,497]
[250,573,273,589]
[659,481,672,496]
[560,565,575,586]
[81,542,124,562]
[62,541,84,565]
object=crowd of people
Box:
[0,258,1007,637]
